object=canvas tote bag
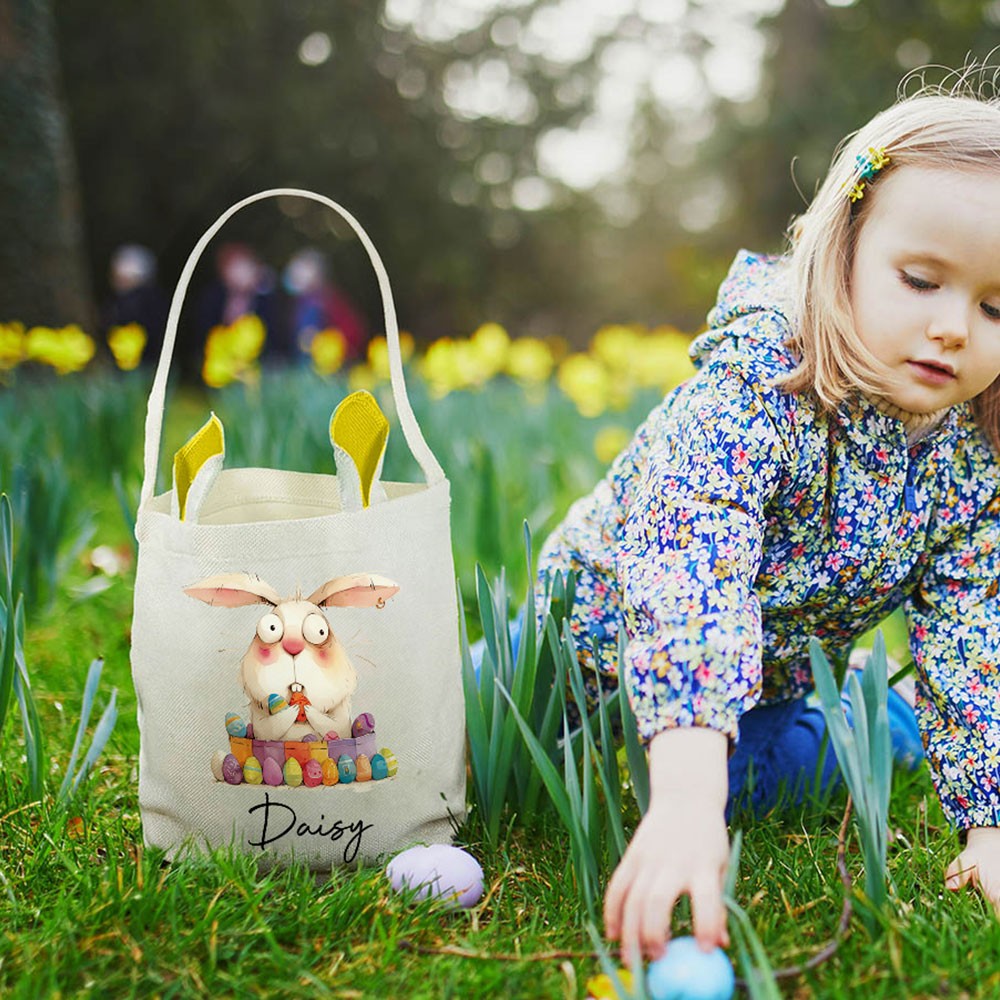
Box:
[131,189,465,867]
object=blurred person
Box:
[283,247,368,363]
[101,243,168,363]
[196,242,286,360]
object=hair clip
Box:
[847,147,890,203]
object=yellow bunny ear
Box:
[173,413,225,521]
[330,390,389,509]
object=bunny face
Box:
[241,599,357,716]
[185,572,399,739]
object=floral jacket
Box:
[538,250,1000,831]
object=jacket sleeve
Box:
[619,353,789,744]
[905,491,1000,830]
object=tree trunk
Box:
[0,0,93,328]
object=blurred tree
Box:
[704,0,1000,254]
[48,0,770,359]
[51,0,616,360]
[33,0,1000,360]
[0,0,93,327]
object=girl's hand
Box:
[604,726,730,966]
[946,827,1000,915]
[604,794,730,965]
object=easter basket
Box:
[130,189,465,868]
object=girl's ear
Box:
[308,573,400,608]
[184,573,281,608]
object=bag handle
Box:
[140,188,445,508]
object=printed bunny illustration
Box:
[186,572,399,743]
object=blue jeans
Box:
[471,617,922,817]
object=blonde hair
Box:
[780,66,1000,451]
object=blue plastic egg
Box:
[646,937,734,1000]
[370,753,389,780]
[268,693,288,715]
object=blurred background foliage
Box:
[2,0,1000,361]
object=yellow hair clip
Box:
[847,146,890,203]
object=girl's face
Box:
[850,164,1000,413]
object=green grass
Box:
[7,530,1000,998]
[5,630,1000,1000]
[3,369,1000,997]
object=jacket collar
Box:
[834,395,966,472]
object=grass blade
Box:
[58,658,105,801]
[617,635,649,816]
[68,690,118,798]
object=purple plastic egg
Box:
[262,756,284,786]
[386,844,484,909]
[303,733,320,742]
[222,753,243,785]
[302,758,323,787]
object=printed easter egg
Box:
[337,754,357,784]
[268,693,288,715]
[325,731,340,741]
[356,754,372,782]
[303,733,319,742]
[222,753,243,785]
[283,757,303,787]
[386,844,484,909]
[321,758,340,785]
[262,757,284,786]
[646,937,735,1000]
[243,756,263,785]
[379,747,398,777]
[302,758,323,787]
[370,753,389,780]
[225,712,247,737]
[210,751,226,782]
[351,713,375,737]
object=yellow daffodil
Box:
[0,322,25,370]
[636,325,695,390]
[419,338,463,398]
[347,363,378,393]
[469,322,510,380]
[202,315,266,388]
[202,351,241,389]
[505,336,554,383]
[347,364,379,392]
[591,323,643,374]
[593,424,632,465]
[225,314,266,360]
[557,353,609,418]
[368,332,415,380]
[584,970,634,999]
[24,325,95,375]
[107,323,147,370]
[309,328,347,376]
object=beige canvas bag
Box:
[130,189,465,867]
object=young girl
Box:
[537,84,1000,964]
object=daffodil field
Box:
[0,316,697,604]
